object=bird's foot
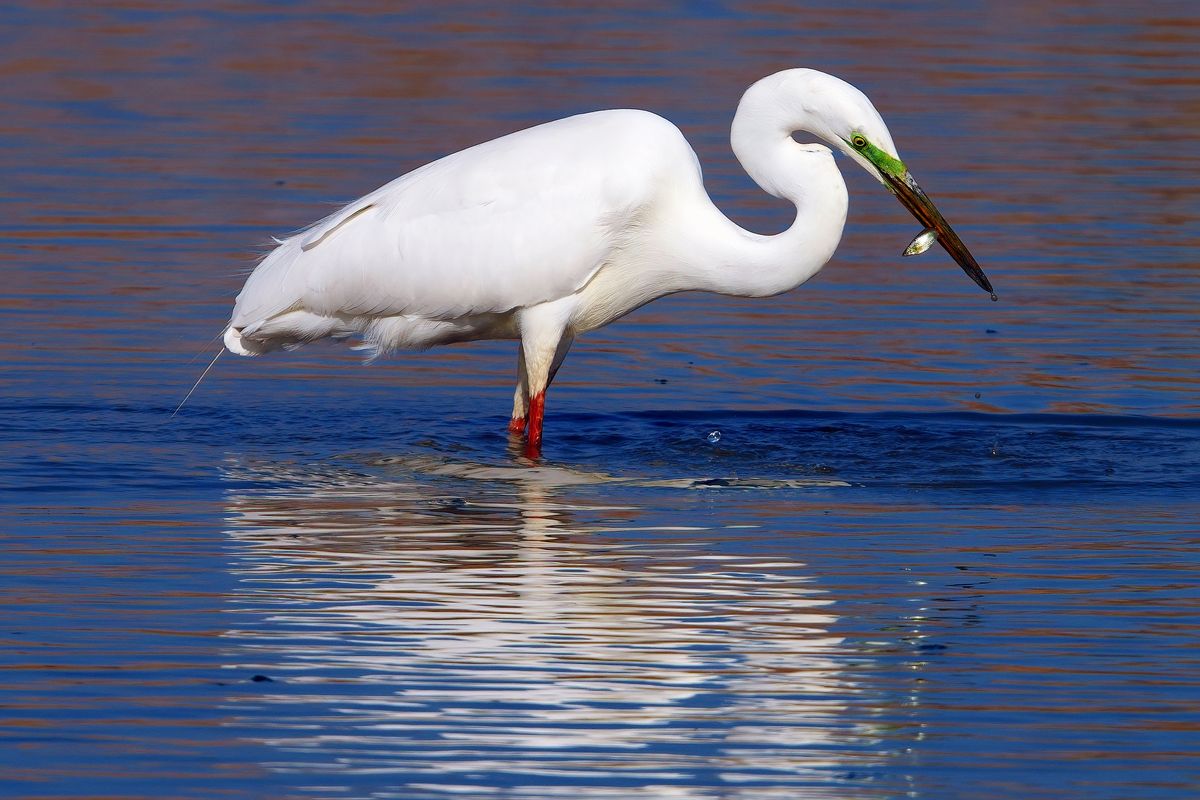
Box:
[507,414,540,459]
[522,438,542,460]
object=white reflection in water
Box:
[220,457,888,797]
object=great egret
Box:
[224,68,993,458]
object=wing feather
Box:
[230,110,692,332]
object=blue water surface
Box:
[2,2,1199,799]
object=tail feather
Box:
[225,312,354,356]
[223,325,257,356]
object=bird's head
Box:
[764,69,994,296]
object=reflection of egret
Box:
[222,69,993,457]
[219,457,882,795]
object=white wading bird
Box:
[224,68,993,458]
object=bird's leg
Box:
[526,389,547,457]
[519,327,574,460]
[509,348,529,434]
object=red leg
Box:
[523,390,546,459]
[508,415,526,435]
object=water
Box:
[3,2,1200,798]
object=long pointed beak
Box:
[882,170,994,296]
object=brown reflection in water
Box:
[219,457,893,793]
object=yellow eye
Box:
[851,134,868,149]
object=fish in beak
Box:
[843,133,995,299]
[881,169,996,298]
[902,227,938,257]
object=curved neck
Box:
[668,81,849,299]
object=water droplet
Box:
[990,293,998,302]
[706,430,721,444]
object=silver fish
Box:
[902,227,938,257]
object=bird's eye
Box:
[851,134,868,149]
